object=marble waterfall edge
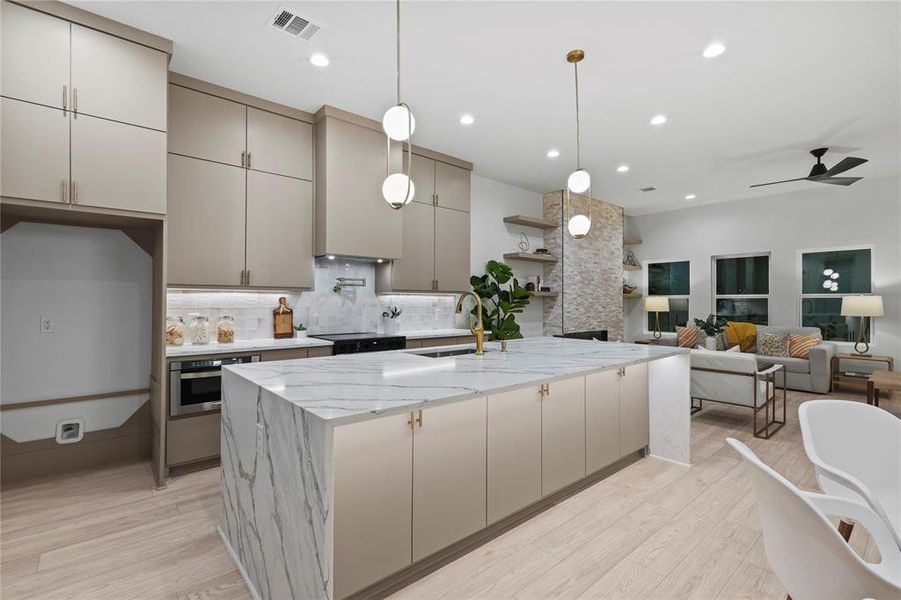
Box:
[220,369,333,600]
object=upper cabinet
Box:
[70,24,167,131]
[435,161,471,212]
[0,98,69,204]
[168,85,245,166]
[1,1,70,110]
[247,107,313,180]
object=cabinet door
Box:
[0,98,69,204]
[1,1,69,109]
[487,386,541,523]
[586,370,621,473]
[541,376,586,495]
[167,155,246,286]
[71,24,167,131]
[70,114,166,213]
[247,107,312,180]
[413,396,487,561]
[245,171,314,288]
[168,85,246,167]
[333,413,413,600]
[389,200,435,291]
[620,363,650,455]
[435,206,471,292]
[408,152,435,205]
[435,161,471,212]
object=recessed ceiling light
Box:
[616,164,630,173]
[376,258,384,264]
[702,42,726,59]
[546,149,560,159]
[685,194,696,200]
[459,114,474,125]
[650,114,667,126]
[310,53,329,67]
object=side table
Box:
[867,370,901,407]
[831,353,894,394]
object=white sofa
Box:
[690,348,786,439]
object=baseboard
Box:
[217,526,262,600]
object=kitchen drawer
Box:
[260,348,309,362]
[167,413,220,466]
[307,346,332,358]
[418,337,459,348]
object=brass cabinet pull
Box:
[71,180,78,204]
[62,85,68,111]
[240,151,246,167]
[539,383,550,397]
[247,152,252,168]
[73,87,78,114]
[415,409,423,428]
[407,412,415,430]
[246,270,250,286]
[60,180,67,203]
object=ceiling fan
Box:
[749,148,868,188]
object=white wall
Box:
[624,176,901,361]
[1,223,152,441]
[470,174,546,337]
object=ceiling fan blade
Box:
[815,176,863,186]
[749,177,809,188]
[826,157,867,176]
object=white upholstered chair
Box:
[690,349,786,438]
[799,399,901,549]
[727,438,901,600]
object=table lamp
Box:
[841,295,883,355]
[645,296,670,340]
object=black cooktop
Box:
[311,332,407,354]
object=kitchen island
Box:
[219,337,689,600]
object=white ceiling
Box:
[68,1,900,214]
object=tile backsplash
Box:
[167,259,466,340]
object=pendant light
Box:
[382,0,415,209]
[565,49,592,239]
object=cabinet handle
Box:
[241,151,246,167]
[72,180,78,204]
[73,87,78,114]
[545,383,550,396]
[415,409,423,428]
[62,85,67,111]
[246,270,251,286]
[60,180,68,203]
[247,152,252,169]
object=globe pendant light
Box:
[565,49,592,239]
[382,0,415,209]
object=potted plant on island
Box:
[469,260,532,352]
[693,314,729,350]
[294,323,308,338]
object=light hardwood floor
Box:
[2,388,896,600]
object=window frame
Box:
[711,251,771,325]
[797,244,875,345]
[643,258,691,337]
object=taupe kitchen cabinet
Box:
[619,363,650,455]
[487,385,542,524]
[585,369,621,473]
[541,375,587,495]
[167,155,246,287]
[435,206,471,291]
[314,107,404,259]
[167,84,245,166]
[0,98,69,204]
[245,171,314,288]
[382,200,435,291]
[412,396,487,561]
[411,152,471,212]
[247,107,313,180]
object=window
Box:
[646,260,689,333]
[713,254,770,324]
[800,248,872,342]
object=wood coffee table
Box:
[867,370,901,407]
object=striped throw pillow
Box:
[789,334,821,358]
[676,325,703,348]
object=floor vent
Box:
[639,186,656,192]
[269,6,322,41]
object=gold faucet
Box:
[455,292,485,355]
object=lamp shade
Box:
[645,296,670,312]
[841,295,884,317]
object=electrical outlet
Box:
[40,316,54,334]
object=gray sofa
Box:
[659,326,836,393]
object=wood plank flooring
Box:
[2,389,895,599]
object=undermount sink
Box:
[415,348,481,359]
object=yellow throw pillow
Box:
[789,334,821,358]
[725,322,757,353]
[676,325,703,348]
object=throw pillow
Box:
[725,345,741,353]
[758,331,790,357]
[789,334,821,358]
[676,325,703,348]
[725,322,757,353]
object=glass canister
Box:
[217,315,236,344]
[165,316,185,346]
[189,313,210,345]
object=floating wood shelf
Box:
[623,264,641,271]
[623,238,643,245]
[623,292,642,298]
[530,291,559,298]
[503,252,557,263]
[503,215,556,229]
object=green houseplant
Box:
[469,260,531,347]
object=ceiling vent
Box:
[269,6,322,41]
[639,186,656,192]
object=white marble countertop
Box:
[224,336,688,426]
[401,328,474,339]
[166,336,333,358]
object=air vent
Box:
[639,186,656,192]
[269,6,322,41]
